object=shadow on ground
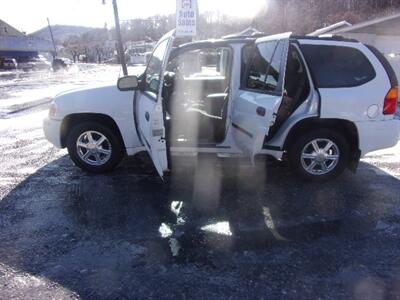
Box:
[0,154,399,299]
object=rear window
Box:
[300,45,376,88]
[366,45,398,87]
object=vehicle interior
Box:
[266,43,311,139]
[162,42,310,147]
[163,46,232,146]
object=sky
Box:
[1,0,267,33]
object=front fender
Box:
[54,84,142,151]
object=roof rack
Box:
[292,35,359,43]
[222,33,359,43]
[222,33,266,40]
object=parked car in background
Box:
[129,53,147,65]
[0,58,18,70]
[126,41,155,65]
[52,57,73,71]
[43,31,400,181]
[18,55,51,71]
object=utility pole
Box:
[112,0,128,75]
[47,18,57,58]
[104,0,128,76]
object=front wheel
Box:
[66,122,124,173]
[288,129,349,182]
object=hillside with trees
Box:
[36,0,400,62]
[253,0,400,35]
[117,0,400,39]
[31,25,95,43]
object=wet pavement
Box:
[0,68,400,299]
[0,108,399,299]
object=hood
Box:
[54,82,118,99]
[52,82,135,120]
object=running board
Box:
[217,153,244,158]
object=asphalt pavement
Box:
[0,67,400,299]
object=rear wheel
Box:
[288,129,349,182]
[66,122,124,173]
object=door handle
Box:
[256,106,266,116]
[145,111,150,121]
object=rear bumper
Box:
[356,119,400,156]
[43,117,62,148]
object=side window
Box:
[243,40,285,93]
[144,39,169,98]
[168,47,230,79]
[300,45,376,88]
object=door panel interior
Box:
[266,44,311,140]
[135,31,174,177]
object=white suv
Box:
[43,31,400,181]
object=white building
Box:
[0,19,54,59]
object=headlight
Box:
[48,101,57,118]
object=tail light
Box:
[383,86,398,115]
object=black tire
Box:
[66,122,124,173]
[288,129,349,182]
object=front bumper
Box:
[43,117,63,148]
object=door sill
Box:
[169,142,229,149]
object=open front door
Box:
[135,31,175,177]
[231,32,291,162]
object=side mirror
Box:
[117,75,139,91]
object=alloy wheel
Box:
[76,131,112,166]
[300,138,340,175]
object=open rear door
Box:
[231,32,291,162]
[135,30,175,177]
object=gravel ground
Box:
[0,68,399,299]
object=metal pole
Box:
[47,18,57,58]
[282,0,288,32]
[112,0,128,76]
